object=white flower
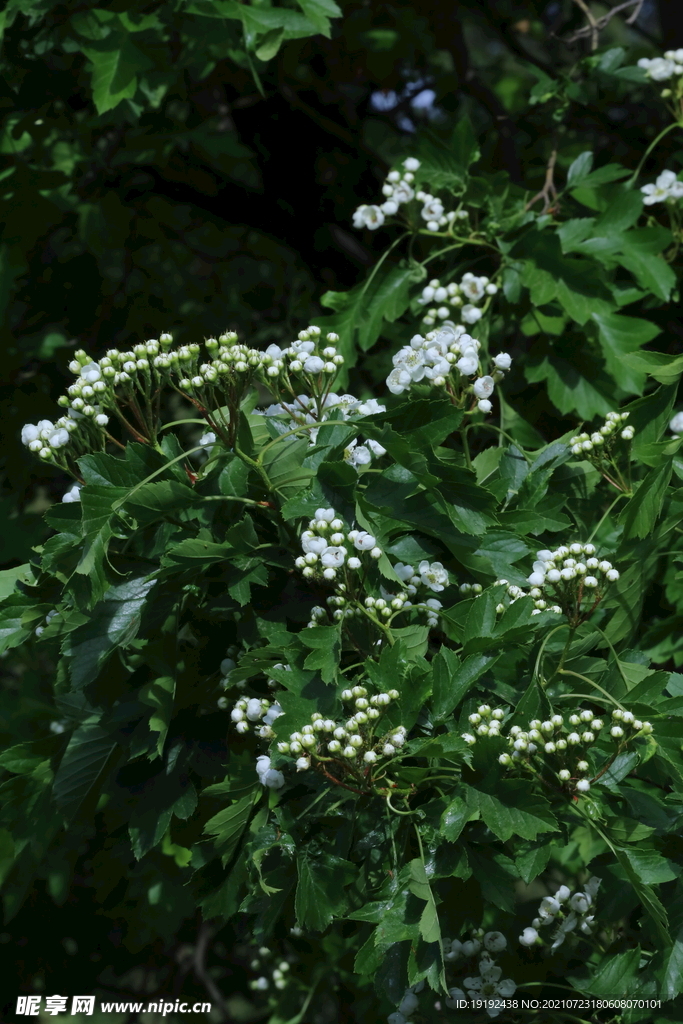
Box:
[639,56,676,81]
[354,532,376,551]
[493,352,511,370]
[80,361,101,383]
[398,991,419,1015]
[342,439,371,468]
[352,204,385,230]
[669,411,683,435]
[539,895,561,919]
[457,353,479,375]
[641,169,683,205]
[315,507,336,522]
[321,546,346,568]
[387,366,413,395]
[61,483,81,503]
[483,931,507,952]
[445,988,467,1008]
[263,702,283,726]
[418,560,448,592]
[246,698,264,721]
[303,355,325,374]
[473,375,495,399]
[355,398,386,417]
[461,939,481,956]
[21,424,41,445]
[302,535,327,555]
[477,399,493,413]
[403,157,420,172]
[460,273,487,301]
[381,200,399,215]
[550,912,577,951]
[569,891,591,914]
[461,304,483,324]
[519,927,538,946]
[421,197,444,221]
[393,182,414,204]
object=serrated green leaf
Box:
[52,718,116,823]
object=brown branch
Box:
[525,150,558,213]
[562,0,645,47]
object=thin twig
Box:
[562,0,645,46]
[525,150,558,213]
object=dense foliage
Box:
[3,2,683,1023]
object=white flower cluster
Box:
[442,930,515,1019]
[520,877,601,952]
[496,712,603,793]
[255,754,285,790]
[258,326,344,384]
[248,948,291,992]
[395,560,449,593]
[20,358,113,463]
[230,696,283,738]
[20,327,355,468]
[352,157,421,231]
[418,274,497,329]
[262,391,385,448]
[522,542,620,620]
[637,51,683,81]
[569,410,634,455]
[295,507,383,582]
[386,322,511,414]
[62,483,81,503]
[641,169,683,205]
[387,981,424,1024]
[34,608,59,638]
[310,587,443,631]
[670,411,683,437]
[274,687,404,768]
[463,705,652,794]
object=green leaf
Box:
[63,576,157,688]
[660,922,683,1000]
[82,36,153,114]
[622,350,683,386]
[203,789,259,866]
[295,0,341,37]
[620,847,678,885]
[254,27,284,60]
[52,717,117,823]
[0,563,34,601]
[0,594,34,654]
[618,458,673,540]
[576,947,641,997]
[295,855,354,931]
[465,780,559,842]
[591,312,660,394]
[139,676,175,757]
[440,794,475,843]
[432,650,498,723]
[525,353,613,419]
[408,859,442,945]
[299,625,340,684]
[319,265,414,362]
[567,151,593,187]
[515,843,553,884]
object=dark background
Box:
[1,1,681,1018]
